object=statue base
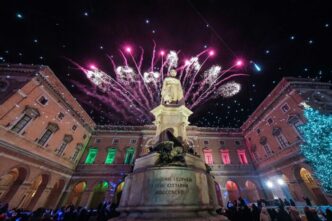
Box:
[110,153,228,221]
[151,104,193,142]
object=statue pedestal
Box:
[112,153,228,221]
[151,105,193,142]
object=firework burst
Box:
[72,44,248,124]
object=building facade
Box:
[241,78,332,205]
[0,64,331,210]
[0,64,95,210]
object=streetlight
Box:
[266,180,274,189]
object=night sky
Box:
[1,0,331,127]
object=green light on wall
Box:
[124,147,135,164]
[105,148,117,164]
[94,181,109,192]
[85,148,98,164]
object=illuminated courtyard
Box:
[0,1,332,221]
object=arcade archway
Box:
[226,180,240,202]
[67,181,87,206]
[245,180,260,202]
[0,167,27,203]
[90,181,109,208]
[113,181,125,206]
[44,179,65,209]
[298,168,328,205]
[24,174,50,210]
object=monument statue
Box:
[151,69,192,143]
[161,69,184,105]
[112,69,227,221]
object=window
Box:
[11,114,32,133]
[57,142,68,156]
[288,115,304,139]
[37,122,59,146]
[72,125,77,131]
[57,112,65,120]
[112,138,119,145]
[95,138,101,143]
[38,96,48,105]
[252,151,259,161]
[105,148,117,164]
[204,140,209,145]
[235,140,241,146]
[56,134,73,156]
[281,104,290,113]
[11,106,40,134]
[124,147,135,164]
[85,148,98,164]
[272,127,288,149]
[203,149,213,165]
[267,118,273,125]
[71,143,83,162]
[275,134,288,149]
[72,149,80,162]
[38,129,52,146]
[237,150,248,164]
[220,150,231,165]
[263,144,272,156]
[220,140,225,146]
[130,139,137,144]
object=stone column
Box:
[33,187,52,210]
[9,182,30,208]
[79,190,94,207]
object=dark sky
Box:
[0,0,331,127]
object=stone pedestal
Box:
[112,153,228,221]
[151,105,193,142]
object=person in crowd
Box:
[304,197,313,206]
[251,203,261,221]
[288,206,301,221]
[275,205,292,221]
[325,208,332,221]
[289,199,296,207]
[283,199,290,206]
[260,207,271,221]
[304,206,322,221]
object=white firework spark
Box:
[218,81,241,97]
[116,66,136,84]
[86,69,112,92]
[204,65,222,85]
[165,50,178,69]
[185,57,201,72]
[143,71,160,83]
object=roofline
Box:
[0,64,96,131]
[38,66,96,130]
[240,77,332,132]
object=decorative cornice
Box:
[0,139,74,176]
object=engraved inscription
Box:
[152,176,193,195]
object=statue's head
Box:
[170,69,177,77]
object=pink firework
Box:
[72,44,248,124]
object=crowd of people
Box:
[217,198,332,221]
[0,201,119,221]
[1,198,332,221]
